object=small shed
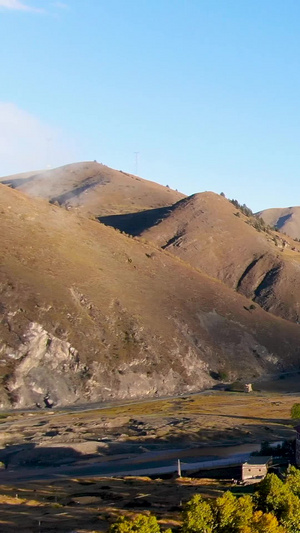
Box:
[242,457,272,482]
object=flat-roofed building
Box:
[242,457,272,482]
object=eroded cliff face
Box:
[0,320,213,409]
[2,322,86,408]
[0,304,289,409]
[87,346,211,403]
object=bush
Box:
[109,514,162,533]
[218,371,228,381]
[291,403,300,419]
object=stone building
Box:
[242,457,271,482]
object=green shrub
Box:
[109,514,162,533]
[291,403,300,419]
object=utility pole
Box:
[134,151,139,175]
[177,458,182,477]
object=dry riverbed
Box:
[0,389,298,468]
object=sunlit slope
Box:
[1,185,300,407]
[138,192,300,323]
[258,206,300,240]
[0,161,185,217]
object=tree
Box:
[234,495,254,531]
[280,491,300,533]
[213,492,253,532]
[108,514,162,533]
[285,465,300,496]
[182,494,215,533]
[214,491,237,532]
[291,403,300,419]
[255,474,287,515]
[247,510,285,533]
[255,473,300,531]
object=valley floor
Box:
[0,378,299,531]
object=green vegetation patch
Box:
[109,467,300,532]
[291,403,300,420]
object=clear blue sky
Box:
[1,0,300,211]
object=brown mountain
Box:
[258,206,300,240]
[0,161,185,217]
[2,184,300,408]
[102,192,300,324]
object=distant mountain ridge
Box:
[258,206,300,240]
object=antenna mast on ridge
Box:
[134,151,139,175]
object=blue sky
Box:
[1,0,300,211]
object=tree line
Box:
[108,467,300,532]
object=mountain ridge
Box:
[0,161,185,217]
[1,165,300,408]
[258,205,300,240]
[100,190,300,324]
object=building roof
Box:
[243,456,271,466]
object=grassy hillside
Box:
[1,184,300,408]
[125,192,300,324]
[258,205,300,239]
[0,161,185,217]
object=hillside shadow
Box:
[1,176,37,188]
[98,206,173,236]
[50,177,108,205]
[0,443,86,469]
[276,213,293,229]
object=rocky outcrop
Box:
[1,319,214,408]
[4,322,87,408]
